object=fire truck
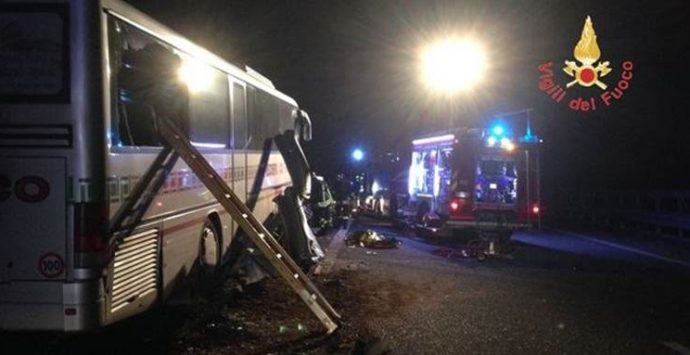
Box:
[404,114,541,242]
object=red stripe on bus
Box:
[159,184,288,236]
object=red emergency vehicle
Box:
[405,118,541,240]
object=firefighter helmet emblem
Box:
[563,16,611,90]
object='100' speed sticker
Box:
[38,253,64,278]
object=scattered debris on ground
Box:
[2,227,416,355]
[162,267,410,354]
[345,230,401,249]
[431,240,518,261]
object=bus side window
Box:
[108,16,187,147]
[278,102,295,134]
[187,65,229,148]
[248,89,278,150]
[231,82,247,149]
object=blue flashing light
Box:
[352,148,364,161]
[491,125,505,136]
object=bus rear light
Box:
[532,204,540,215]
[74,202,108,253]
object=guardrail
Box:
[556,191,690,239]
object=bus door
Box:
[230,80,248,208]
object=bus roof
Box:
[102,0,298,107]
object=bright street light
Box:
[421,38,487,95]
[351,148,364,161]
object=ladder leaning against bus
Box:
[0,0,336,332]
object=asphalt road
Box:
[329,216,690,354]
[3,217,689,354]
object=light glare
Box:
[178,55,215,93]
[372,180,381,194]
[412,134,455,146]
[352,148,364,161]
[422,38,486,94]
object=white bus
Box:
[0,0,307,331]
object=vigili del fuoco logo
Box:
[538,16,634,112]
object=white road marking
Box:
[555,230,690,269]
[662,341,690,355]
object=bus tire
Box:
[197,218,221,297]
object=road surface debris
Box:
[346,230,401,249]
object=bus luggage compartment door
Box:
[0,157,67,282]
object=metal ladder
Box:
[157,117,340,333]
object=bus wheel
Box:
[198,219,221,296]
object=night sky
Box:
[125,0,690,198]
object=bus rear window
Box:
[0,4,69,103]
